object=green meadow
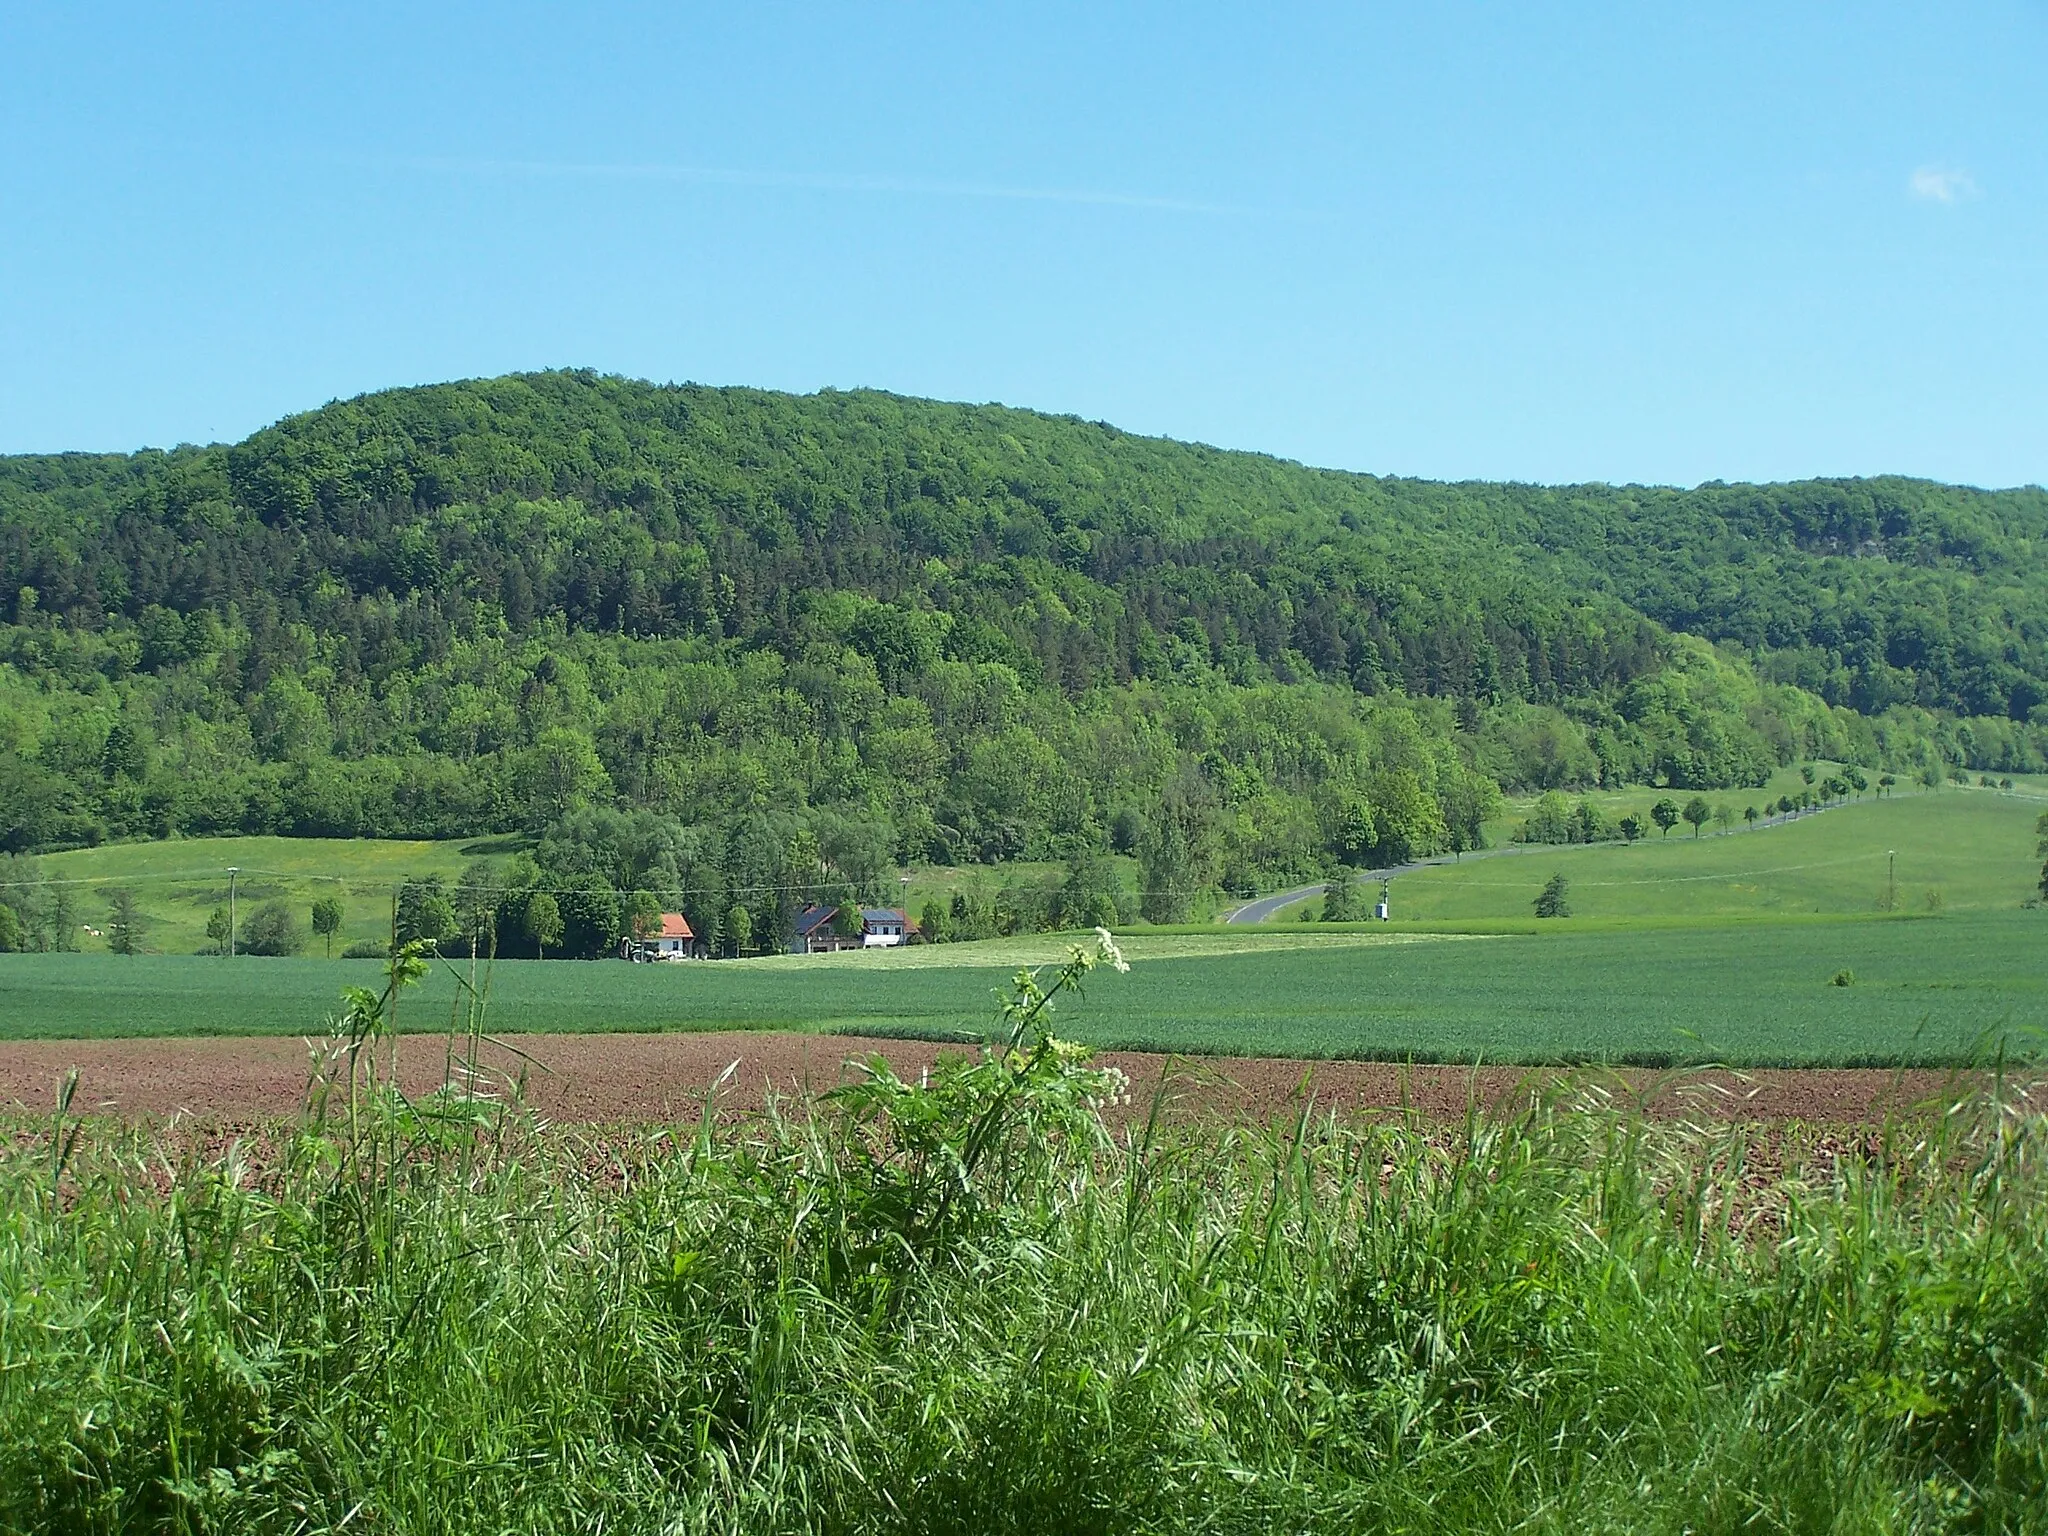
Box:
[32,835,505,956]
[1275,784,2044,922]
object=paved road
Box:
[1224,854,1492,924]
[1220,798,1860,924]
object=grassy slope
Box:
[897,855,1145,918]
[1477,761,1844,846]
[1268,784,2042,922]
[35,836,502,955]
[3,915,2042,1065]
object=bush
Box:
[1535,872,1572,918]
[238,899,305,956]
[341,938,390,959]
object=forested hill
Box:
[1,371,2044,939]
[8,372,2046,716]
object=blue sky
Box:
[2,3,2041,486]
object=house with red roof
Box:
[620,912,700,961]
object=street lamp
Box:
[226,867,239,956]
[1886,850,1896,914]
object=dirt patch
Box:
[0,1031,2011,1129]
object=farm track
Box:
[0,1031,2013,1128]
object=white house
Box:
[860,907,912,947]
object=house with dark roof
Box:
[792,903,851,954]
[790,904,920,953]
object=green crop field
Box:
[4,913,2043,1066]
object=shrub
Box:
[238,898,305,956]
[1535,872,1571,918]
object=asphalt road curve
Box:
[1224,861,1435,924]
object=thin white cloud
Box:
[1909,165,1980,203]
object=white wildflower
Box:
[1094,927,1130,973]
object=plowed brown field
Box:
[0,1031,1999,1127]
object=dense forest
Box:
[2,370,2043,944]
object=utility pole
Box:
[226,866,239,956]
[1886,850,1896,914]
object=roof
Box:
[861,908,909,926]
[658,912,694,940]
[794,904,839,937]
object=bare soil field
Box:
[0,1031,2006,1128]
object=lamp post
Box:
[226,867,239,956]
[1886,850,1896,914]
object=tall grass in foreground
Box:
[3,937,2045,1533]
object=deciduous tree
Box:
[310,896,344,957]
[523,892,562,960]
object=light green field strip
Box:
[735,929,1481,973]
